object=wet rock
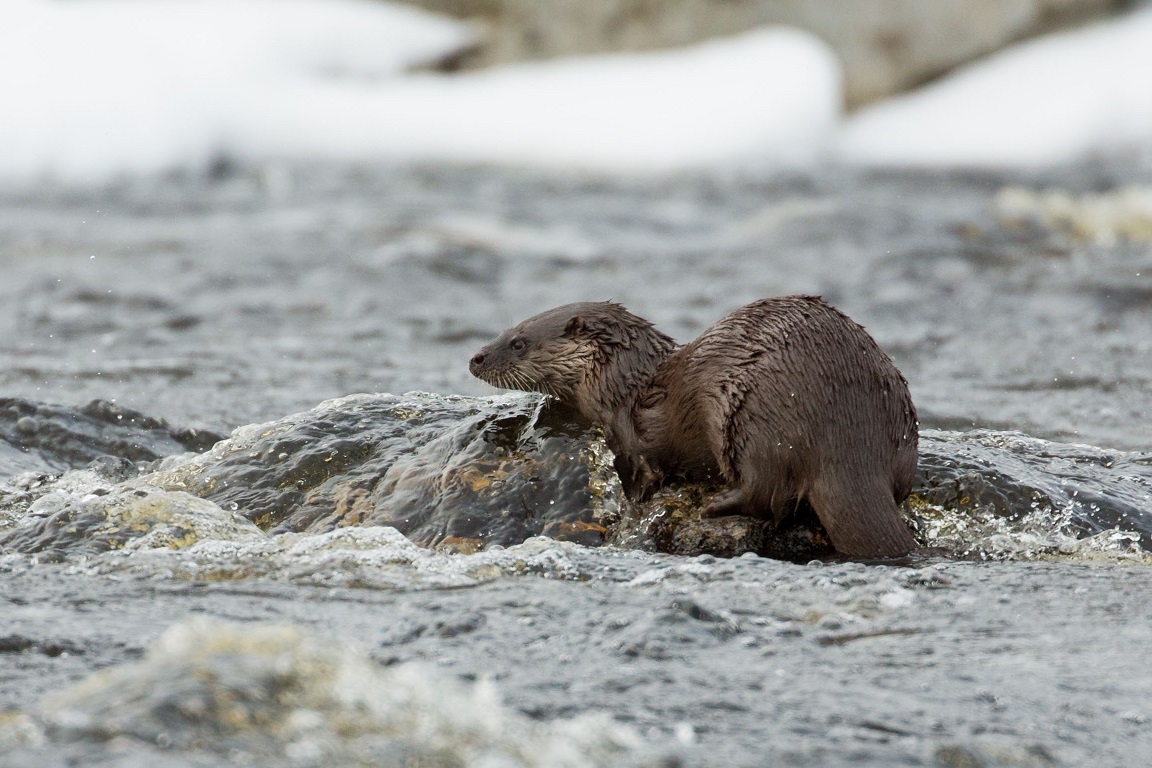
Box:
[0,398,224,478]
[661,515,774,560]
[3,393,1149,562]
[147,392,616,549]
[405,0,1122,107]
[619,482,835,562]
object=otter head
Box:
[469,303,604,404]
[469,302,676,422]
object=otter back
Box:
[637,296,918,558]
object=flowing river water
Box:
[1,160,1150,767]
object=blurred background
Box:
[3,0,1152,179]
[1,0,1150,448]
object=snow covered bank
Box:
[3,0,1152,183]
[837,5,1152,168]
[0,0,839,183]
[239,28,840,173]
[0,0,477,183]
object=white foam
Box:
[909,500,1151,563]
[103,526,597,588]
[994,185,1152,244]
[9,617,646,766]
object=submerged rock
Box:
[0,398,224,478]
[0,485,262,562]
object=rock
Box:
[145,392,619,549]
[0,398,225,478]
[616,481,835,562]
[4,393,1149,563]
[405,0,1122,107]
[0,486,262,561]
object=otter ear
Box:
[564,314,629,346]
[564,316,588,336]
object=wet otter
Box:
[469,297,918,558]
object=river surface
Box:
[1,160,1151,767]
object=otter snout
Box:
[468,348,489,377]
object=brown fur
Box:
[469,296,918,558]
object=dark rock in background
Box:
[404,0,1124,107]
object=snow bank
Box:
[245,28,841,173]
[0,0,839,183]
[5,0,1151,182]
[837,6,1152,168]
[0,0,477,183]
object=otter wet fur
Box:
[469,296,919,558]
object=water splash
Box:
[0,616,647,767]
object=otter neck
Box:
[577,329,674,457]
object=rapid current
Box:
[1,161,1150,766]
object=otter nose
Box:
[469,352,486,370]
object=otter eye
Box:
[510,338,526,352]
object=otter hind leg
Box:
[702,476,792,523]
[703,414,794,522]
[701,488,745,518]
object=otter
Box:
[469,296,918,558]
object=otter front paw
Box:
[632,458,665,502]
[614,454,663,501]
